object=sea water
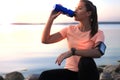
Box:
[0,24,120,77]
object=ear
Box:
[87,11,92,17]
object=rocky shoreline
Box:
[98,64,120,80]
[0,64,120,80]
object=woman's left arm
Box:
[55,41,104,65]
[74,41,103,58]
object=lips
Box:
[74,12,77,17]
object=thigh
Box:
[39,69,78,80]
[78,57,99,80]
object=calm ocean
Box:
[0,23,120,77]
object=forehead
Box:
[77,1,86,8]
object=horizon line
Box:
[10,21,120,25]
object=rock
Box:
[118,60,120,63]
[5,71,24,80]
[97,67,103,74]
[99,65,107,68]
[0,76,4,80]
[25,74,40,80]
[100,72,113,80]
[103,65,118,73]
[100,64,120,80]
[115,64,120,73]
[112,72,120,80]
[3,64,119,80]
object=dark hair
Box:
[81,0,98,37]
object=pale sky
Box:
[0,0,120,62]
[0,0,120,24]
[0,0,120,73]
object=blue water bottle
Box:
[54,4,75,17]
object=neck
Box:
[78,20,91,32]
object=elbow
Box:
[96,54,102,58]
[41,36,49,44]
[96,50,103,58]
[41,41,49,44]
[41,36,51,44]
[94,54,101,58]
[93,49,102,58]
[41,39,49,44]
[41,41,46,44]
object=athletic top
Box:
[59,25,104,72]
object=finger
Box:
[55,57,61,66]
[57,61,61,66]
[58,58,63,66]
[57,12,61,15]
[55,57,60,65]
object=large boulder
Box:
[100,72,113,80]
[0,76,4,80]
[5,71,24,80]
[103,65,118,73]
[100,64,120,80]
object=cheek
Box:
[77,11,87,18]
[75,14,85,21]
[78,10,86,14]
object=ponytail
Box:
[82,0,98,37]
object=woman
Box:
[39,0,105,80]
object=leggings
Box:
[39,57,99,80]
[78,57,99,80]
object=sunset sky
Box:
[0,0,120,24]
[0,0,120,61]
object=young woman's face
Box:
[74,1,90,21]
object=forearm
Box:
[74,49,102,58]
[42,10,62,44]
[42,18,54,43]
[55,49,102,66]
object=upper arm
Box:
[42,32,64,44]
[42,27,68,44]
[94,41,106,56]
[92,30,106,57]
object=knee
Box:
[38,71,48,80]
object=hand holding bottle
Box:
[54,4,75,17]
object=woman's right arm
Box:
[42,10,64,44]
